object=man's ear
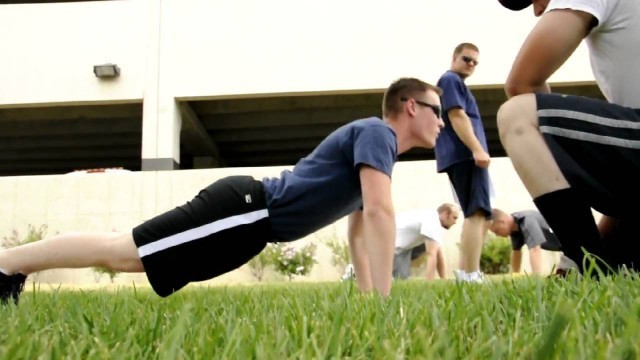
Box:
[406,99,417,117]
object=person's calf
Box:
[458,212,486,272]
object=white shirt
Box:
[548,0,640,107]
[394,209,444,251]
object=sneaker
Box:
[466,270,487,283]
[453,269,468,282]
[341,264,356,281]
[0,272,27,305]
[454,269,486,283]
[555,254,580,278]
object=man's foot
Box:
[466,270,487,283]
[0,271,27,305]
[453,269,468,282]
[341,264,356,281]
[454,269,486,283]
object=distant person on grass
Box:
[343,203,460,281]
[490,208,567,275]
[0,77,445,305]
[392,204,460,280]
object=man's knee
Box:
[497,94,538,142]
[104,232,143,272]
[464,210,489,224]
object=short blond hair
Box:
[437,203,459,215]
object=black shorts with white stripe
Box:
[133,176,272,297]
[536,93,640,218]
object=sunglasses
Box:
[461,55,479,66]
[400,97,442,119]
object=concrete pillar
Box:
[141,0,180,171]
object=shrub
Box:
[2,224,49,248]
[92,267,119,283]
[247,244,279,281]
[272,243,317,281]
[480,233,512,274]
[323,236,351,273]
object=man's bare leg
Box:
[498,94,607,271]
[497,94,569,197]
[528,245,543,274]
[0,231,143,275]
[459,212,489,273]
[511,250,523,273]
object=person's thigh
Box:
[536,93,640,218]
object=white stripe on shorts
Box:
[540,126,640,149]
[537,109,640,129]
[138,208,269,258]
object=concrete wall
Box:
[1,159,573,287]
[0,0,594,107]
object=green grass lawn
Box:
[2,273,639,359]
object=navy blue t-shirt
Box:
[262,117,397,241]
[434,70,488,172]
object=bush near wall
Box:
[480,233,511,274]
[2,224,49,249]
[323,237,351,274]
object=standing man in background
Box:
[435,43,492,283]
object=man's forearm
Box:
[449,113,484,153]
[362,207,395,296]
[348,213,372,292]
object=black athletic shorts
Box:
[410,243,426,260]
[601,216,638,270]
[132,176,272,297]
[445,160,492,218]
[536,93,640,218]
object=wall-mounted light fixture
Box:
[93,63,120,78]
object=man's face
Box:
[408,90,445,148]
[451,48,479,79]
[442,209,460,229]
[490,219,511,237]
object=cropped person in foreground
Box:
[497,0,640,273]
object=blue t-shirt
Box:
[434,70,488,172]
[262,117,397,241]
